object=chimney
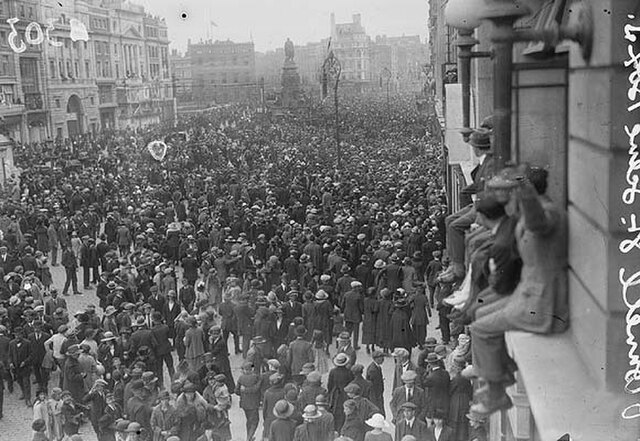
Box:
[353,13,361,25]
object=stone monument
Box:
[281,38,301,108]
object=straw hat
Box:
[365,413,390,429]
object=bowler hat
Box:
[468,128,491,149]
[273,399,295,418]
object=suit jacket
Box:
[423,367,451,418]
[390,385,426,422]
[365,361,384,405]
[151,323,172,355]
[45,297,67,317]
[28,331,51,364]
[430,425,455,441]
[129,328,158,357]
[395,418,432,441]
[341,290,363,323]
[461,153,494,196]
[288,338,313,374]
[235,372,262,410]
[282,300,303,324]
[411,292,429,326]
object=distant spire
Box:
[250,30,253,42]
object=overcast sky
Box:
[133,0,428,53]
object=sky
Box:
[133,0,429,53]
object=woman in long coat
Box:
[184,316,206,371]
[390,298,414,352]
[448,357,473,441]
[361,288,378,353]
[375,289,393,353]
[327,353,354,431]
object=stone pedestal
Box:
[281,60,301,109]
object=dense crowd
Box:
[0,93,544,441]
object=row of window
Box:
[194,57,251,66]
[194,73,253,84]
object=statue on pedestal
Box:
[285,38,295,62]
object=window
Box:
[0,1,5,17]
[66,60,71,77]
[55,98,60,108]
[105,61,110,77]
[28,6,33,19]
[49,59,56,78]
[85,61,90,78]
[74,62,79,78]
[90,96,94,105]
[59,61,64,77]
[0,55,10,76]
[19,5,24,17]
[115,63,119,78]
[96,61,101,77]
[114,44,118,56]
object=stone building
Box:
[429,0,639,439]
[188,39,258,106]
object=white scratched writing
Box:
[6,17,88,54]
[622,13,640,420]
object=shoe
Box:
[63,292,70,296]
[461,365,478,379]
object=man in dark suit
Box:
[390,370,426,423]
[341,282,364,349]
[209,325,234,391]
[423,353,451,424]
[45,288,67,317]
[150,312,173,387]
[129,317,158,361]
[395,402,432,441]
[147,286,166,316]
[443,125,495,281]
[234,296,255,358]
[28,320,51,393]
[0,246,15,274]
[282,291,303,330]
[162,291,181,338]
[288,325,313,374]
[429,409,455,441]
[366,351,385,416]
[235,361,261,441]
[410,287,429,348]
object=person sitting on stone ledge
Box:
[440,117,495,284]
[465,164,569,416]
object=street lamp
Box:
[445,0,593,170]
[322,50,342,169]
[381,67,392,108]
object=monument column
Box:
[281,38,301,109]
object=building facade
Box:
[0,0,174,143]
[169,48,192,104]
[429,0,639,440]
[188,39,258,106]
[330,13,372,93]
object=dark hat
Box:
[182,382,197,393]
[425,352,441,364]
[344,383,361,395]
[371,350,384,359]
[295,325,307,336]
[273,399,295,418]
[401,401,418,410]
[315,394,329,406]
[32,419,46,432]
[425,337,438,347]
[468,128,491,149]
[214,373,226,382]
[476,195,506,220]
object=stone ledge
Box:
[505,330,638,441]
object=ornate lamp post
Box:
[382,67,392,108]
[322,50,342,168]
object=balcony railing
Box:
[24,92,43,110]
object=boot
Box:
[471,381,512,415]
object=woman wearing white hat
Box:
[364,413,392,441]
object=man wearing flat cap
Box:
[390,370,426,423]
[443,125,496,283]
[395,401,431,441]
[341,281,364,350]
[235,361,261,441]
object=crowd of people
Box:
[0,91,567,441]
